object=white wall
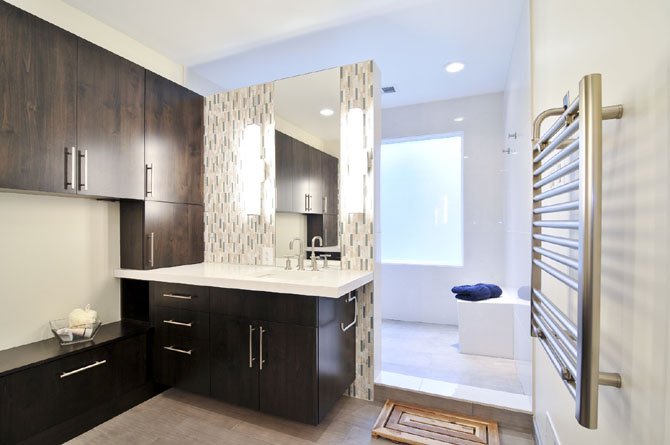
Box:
[531,0,670,443]
[0,1,184,351]
[380,93,505,325]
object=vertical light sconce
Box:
[343,107,366,214]
[240,124,264,215]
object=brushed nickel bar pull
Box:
[341,293,358,332]
[324,196,328,213]
[163,319,193,327]
[163,293,192,300]
[248,325,256,368]
[305,194,308,212]
[259,326,266,370]
[60,360,107,379]
[164,345,192,355]
[64,147,76,190]
[148,233,155,267]
[145,163,153,197]
[78,149,88,191]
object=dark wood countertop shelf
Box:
[0,321,151,379]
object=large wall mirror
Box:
[274,67,341,265]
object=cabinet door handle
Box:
[163,319,193,327]
[64,147,76,190]
[164,345,192,355]
[77,149,88,191]
[145,163,153,197]
[147,232,155,267]
[60,360,107,379]
[248,325,256,368]
[162,293,192,300]
[259,326,267,370]
[341,293,358,332]
[304,194,309,212]
[323,196,327,213]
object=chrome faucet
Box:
[289,238,305,271]
[310,236,323,271]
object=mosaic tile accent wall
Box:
[340,61,378,401]
[203,84,276,265]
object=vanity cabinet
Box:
[0,322,150,445]
[275,130,339,215]
[76,39,145,199]
[0,1,77,194]
[120,200,204,270]
[145,71,204,205]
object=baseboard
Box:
[21,382,165,445]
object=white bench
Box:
[456,287,530,360]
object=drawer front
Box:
[210,288,318,327]
[150,282,209,311]
[153,335,210,395]
[7,346,113,443]
[151,305,210,341]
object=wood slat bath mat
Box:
[371,400,500,445]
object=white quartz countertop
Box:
[114,263,373,298]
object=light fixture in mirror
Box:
[342,107,365,214]
[240,123,264,215]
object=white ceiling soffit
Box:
[63,0,526,108]
[275,68,341,143]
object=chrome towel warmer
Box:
[531,73,623,429]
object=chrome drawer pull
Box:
[163,319,193,327]
[60,360,107,379]
[164,345,192,355]
[259,327,267,370]
[163,293,192,300]
[249,325,256,368]
[341,293,358,332]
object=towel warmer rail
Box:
[530,73,623,429]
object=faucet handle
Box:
[283,255,295,270]
[319,254,331,269]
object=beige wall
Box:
[0,0,184,350]
[531,0,670,443]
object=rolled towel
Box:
[476,283,503,298]
[451,284,491,300]
[454,293,492,302]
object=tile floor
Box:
[381,320,531,395]
[67,389,535,445]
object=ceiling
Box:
[63,0,526,108]
[275,68,340,143]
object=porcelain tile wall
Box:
[204,84,276,265]
[340,61,378,401]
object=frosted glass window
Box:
[381,134,463,266]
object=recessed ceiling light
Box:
[454,117,464,122]
[445,62,465,73]
[319,108,334,117]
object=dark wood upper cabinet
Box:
[145,71,204,205]
[275,131,294,212]
[120,200,204,270]
[322,154,338,215]
[291,139,311,213]
[0,1,77,194]
[307,147,323,214]
[76,39,145,199]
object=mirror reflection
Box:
[274,67,341,269]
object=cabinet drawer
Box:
[150,282,209,311]
[210,288,318,326]
[7,346,113,443]
[153,336,210,395]
[151,305,210,341]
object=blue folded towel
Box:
[451,283,503,302]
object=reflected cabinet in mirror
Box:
[274,67,341,264]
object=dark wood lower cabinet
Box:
[0,322,151,445]
[153,335,210,395]
[258,321,318,424]
[210,315,259,409]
